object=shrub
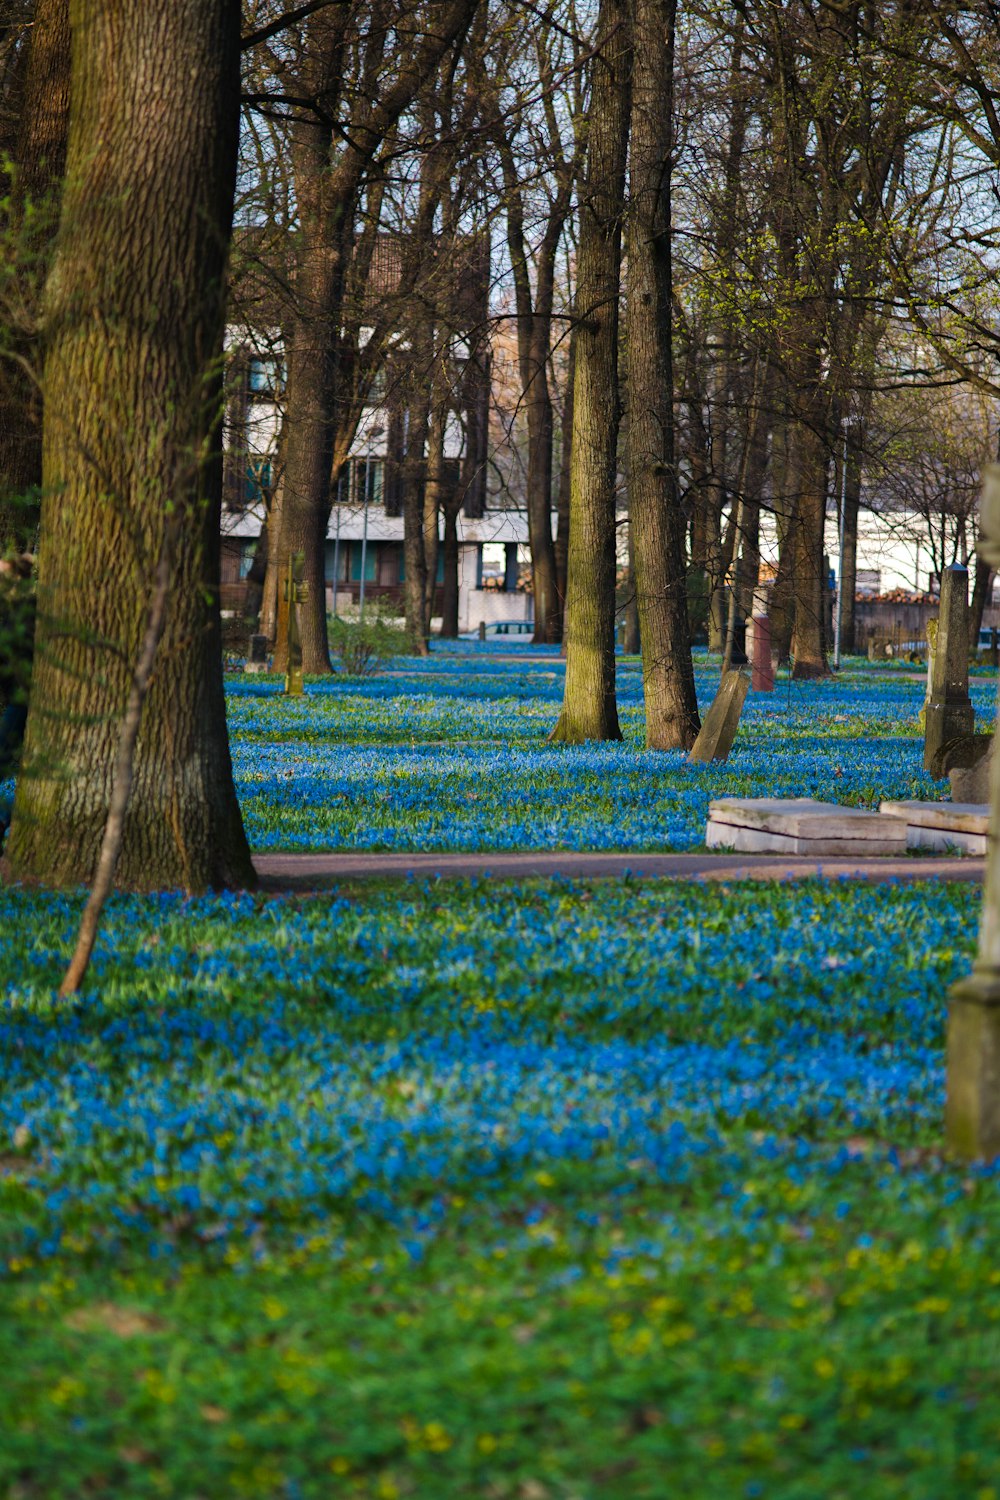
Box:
[328,606,406,676]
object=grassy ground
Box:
[1,874,997,1499]
[2,647,998,1496]
[228,648,997,851]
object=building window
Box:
[248,356,284,398]
[245,457,272,506]
[333,457,384,507]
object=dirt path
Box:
[254,849,984,888]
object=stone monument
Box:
[245,634,269,675]
[923,563,975,778]
[688,669,751,764]
[947,463,1000,1158]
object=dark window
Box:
[247,357,284,399]
[245,457,272,506]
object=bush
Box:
[328,606,406,676]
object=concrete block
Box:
[879,799,988,855]
[950,739,994,803]
[707,797,906,856]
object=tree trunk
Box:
[789,407,830,679]
[440,502,459,637]
[623,528,640,653]
[402,372,430,655]
[839,426,862,656]
[275,275,341,675]
[554,326,575,637]
[550,0,629,744]
[0,0,70,553]
[423,395,445,633]
[6,0,254,893]
[524,339,559,643]
[624,0,699,750]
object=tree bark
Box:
[402,361,430,655]
[270,0,478,676]
[550,0,629,744]
[423,391,446,633]
[624,0,699,749]
[6,0,254,892]
[440,502,459,638]
[788,392,830,679]
[554,324,575,637]
[0,0,70,553]
[839,426,862,655]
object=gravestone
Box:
[245,634,269,674]
[750,616,774,692]
[706,797,906,855]
[923,564,974,777]
[947,464,1000,1158]
[879,799,988,855]
[688,669,751,764]
[950,741,993,803]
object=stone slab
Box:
[707,797,906,856]
[879,799,989,855]
[688,669,751,764]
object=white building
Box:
[219,342,534,634]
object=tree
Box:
[625,0,698,749]
[254,0,479,675]
[5,0,254,892]
[551,0,629,743]
[492,3,586,643]
[0,0,70,554]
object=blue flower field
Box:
[230,647,994,851]
[2,649,999,1497]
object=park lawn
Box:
[226,647,998,852]
[3,875,1000,1498]
[4,648,997,852]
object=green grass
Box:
[1,876,997,1498]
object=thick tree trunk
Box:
[550,0,629,744]
[501,141,565,646]
[624,0,699,750]
[273,203,345,674]
[554,326,575,637]
[6,0,253,892]
[0,0,70,553]
[789,408,830,679]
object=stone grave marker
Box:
[706,797,906,855]
[750,615,774,692]
[879,799,988,855]
[245,634,269,674]
[947,463,1000,1159]
[924,564,974,777]
[951,745,993,804]
[688,669,751,764]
